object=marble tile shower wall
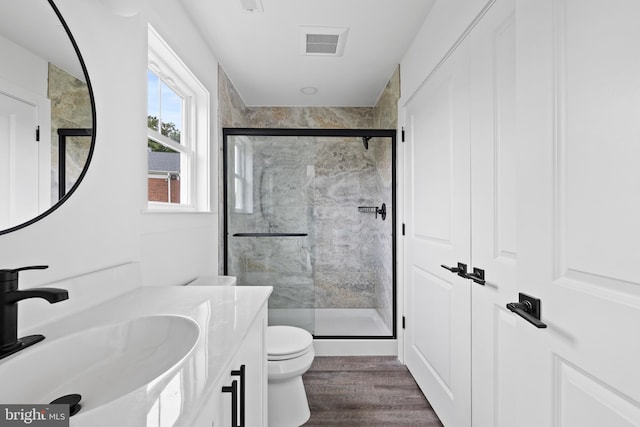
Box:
[227,136,387,311]
[49,63,92,200]
[372,67,399,331]
[220,66,399,334]
[228,137,316,309]
[310,136,386,310]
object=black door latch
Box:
[507,293,547,328]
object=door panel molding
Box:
[552,0,640,292]
[410,78,455,243]
[491,11,517,262]
[411,266,453,388]
[554,355,640,426]
[553,273,640,310]
[493,306,517,426]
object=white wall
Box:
[141,0,219,286]
[0,0,219,290]
[0,34,48,96]
[401,0,492,99]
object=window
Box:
[231,136,253,213]
[147,25,209,211]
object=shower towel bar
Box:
[232,233,308,237]
[358,203,386,220]
[358,207,378,213]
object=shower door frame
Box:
[222,127,397,339]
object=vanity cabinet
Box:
[196,304,268,427]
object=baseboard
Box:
[313,339,398,356]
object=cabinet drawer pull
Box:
[231,365,246,427]
[221,379,238,427]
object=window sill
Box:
[142,207,214,215]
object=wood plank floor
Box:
[302,356,444,426]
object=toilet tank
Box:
[185,276,237,286]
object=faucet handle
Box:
[5,265,49,273]
[0,265,49,283]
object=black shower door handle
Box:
[232,233,308,237]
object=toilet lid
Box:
[267,326,313,359]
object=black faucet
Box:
[0,266,68,360]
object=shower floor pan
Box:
[268,308,392,337]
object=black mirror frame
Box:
[0,0,97,236]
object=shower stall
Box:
[223,128,395,339]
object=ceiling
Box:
[0,1,84,82]
[180,0,435,107]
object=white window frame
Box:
[147,25,209,212]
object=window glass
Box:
[230,138,253,213]
[147,70,160,132]
[147,70,183,144]
[147,25,210,212]
[160,80,182,144]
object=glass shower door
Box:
[225,130,396,338]
[226,134,316,333]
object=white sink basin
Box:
[0,315,200,414]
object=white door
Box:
[468,0,519,425]
[0,91,41,228]
[403,38,472,427]
[515,0,640,425]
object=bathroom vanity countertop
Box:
[15,285,272,426]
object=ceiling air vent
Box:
[300,26,349,56]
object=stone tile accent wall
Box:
[311,136,384,309]
[227,136,316,309]
[48,63,92,200]
[220,66,399,334]
[371,65,399,331]
[374,66,400,129]
[219,69,374,129]
[218,70,251,128]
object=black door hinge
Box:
[36,126,40,142]
[401,127,405,142]
[402,223,405,235]
[402,316,406,329]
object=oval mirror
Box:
[0,0,95,235]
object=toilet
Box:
[267,325,315,427]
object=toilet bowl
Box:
[267,325,315,427]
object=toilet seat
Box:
[267,325,313,361]
[268,345,313,361]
